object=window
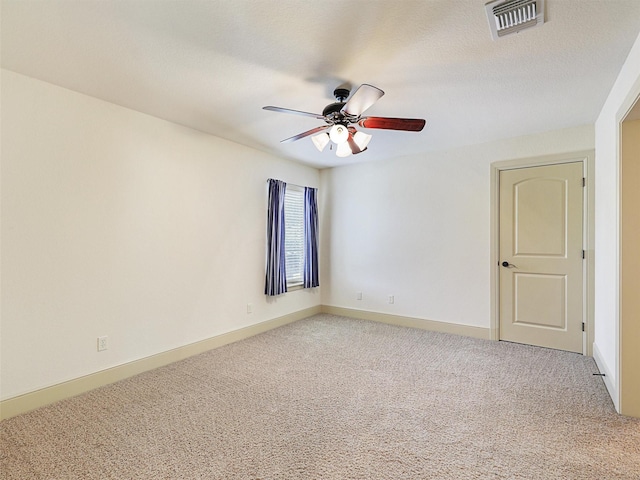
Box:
[265,178,319,296]
[284,185,304,288]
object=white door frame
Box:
[490,150,595,355]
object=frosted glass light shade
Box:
[311,133,330,152]
[336,142,352,157]
[329,124,349,144]
[353,131,372,150]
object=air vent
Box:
[485,0,545,40]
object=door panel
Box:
[514,178,567,256]
[499,162,583,353]
[514,273,566,329]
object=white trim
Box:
[321,306,491,340]
[0,306,322,420]
[593,341,618,411]
[490,150,595,355]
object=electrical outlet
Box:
[388,295,394,304]
[97,336,108,352]
[356,292,362,300]
[247,303,253,314]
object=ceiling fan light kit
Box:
[311,133,330,152]
[352,131,372,150]
[329,124,349,144]
[263,83,426,158]
[336,141,354,158]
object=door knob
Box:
[502,261,510,267]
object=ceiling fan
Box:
[263,84,426,158]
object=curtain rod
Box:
[267,178,316,190]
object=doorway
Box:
[491,151,594,355]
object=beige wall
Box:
[621,118,640,417]
[1,70,320,401]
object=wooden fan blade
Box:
[263,106,325,120]
[281,125,331,143]
[341,84,384,116]
[358,117,426,132]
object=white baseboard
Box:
[0,306,321,421]
[321,305,491,340]
[592,342,619,412]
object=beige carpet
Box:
[1,314,639,479]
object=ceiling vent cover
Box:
[485,0,545,40]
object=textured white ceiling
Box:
[3,0,640,168]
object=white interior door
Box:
[499,162,584,353]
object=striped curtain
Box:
[265,179,287,296]
[303,187,320,288]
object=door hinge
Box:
[582,177,586,187]
[582,249,585,259]
[582,322,585,332]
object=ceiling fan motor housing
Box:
[322,102,347,122]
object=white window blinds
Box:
[284,186,304,287]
